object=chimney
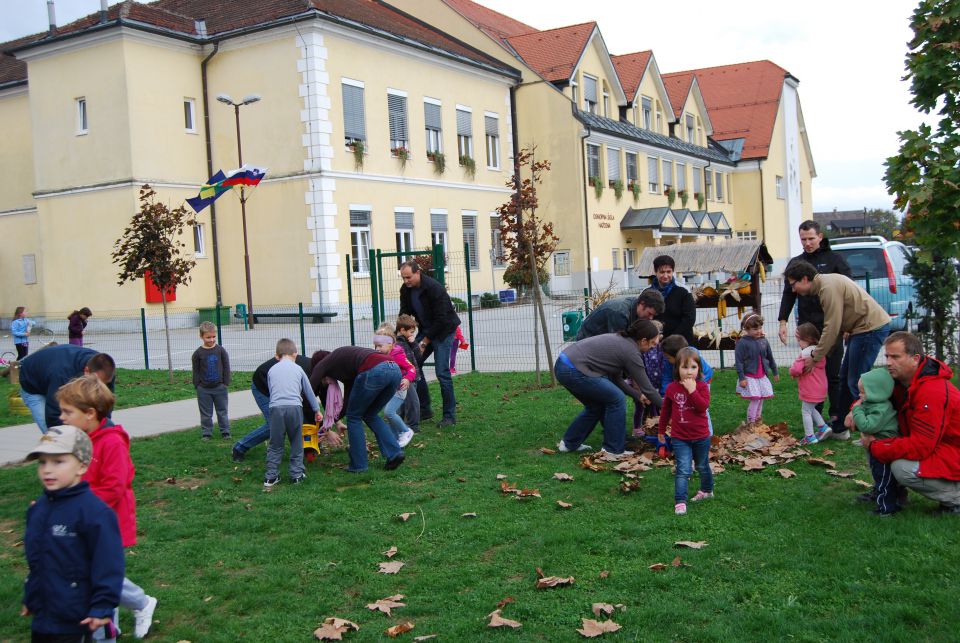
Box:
[47,0,57,35]
[100,0,109,24]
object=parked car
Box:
[829,236,916,331]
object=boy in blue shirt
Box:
[23,425,124,642]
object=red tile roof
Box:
[441,0,536,46]
[506,21,596,83]
[660,71,693,119]
[4,0,515,79]
[666,60,788,160]
[0,32,41,88]
[611,50,651,102]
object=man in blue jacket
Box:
[398,260,461,427]
[19,344,116,433]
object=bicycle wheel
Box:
[0,350,15,365]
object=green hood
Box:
[860,367,895,403]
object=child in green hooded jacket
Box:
[851,367,902,515]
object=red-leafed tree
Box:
[497,147,559,384]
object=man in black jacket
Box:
[650,255,697,345]
[777,220,852,429]
[398,260,461,426]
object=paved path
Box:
[0,391,261,467]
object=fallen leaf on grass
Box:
[579,455,606,472]
[826,470,855,478]
[165,477,176,484]
[378,561,405,574]
[495,474,507,480]
[366,595,405,616]
[557,500,573,509]
[457,477,466,482]
[499,481,517,494]
[515,488,541,498]
[398,512,417,522]
[536,575,575,589]
[382,546,398,558]
[807,457,837,468]
[496,596,515,609]
[203,596,213,602]
[540,447,557,455]
[599,570,609,579]
[822,448,835,456]
[648,563,667,571]
[553,472,574,481]
[674,540,708,549]
[710,462,725,474]
[413,636,438,641]
[742,458,766,471]
[386,622,414,637]
[854,479,874,488]
[591,603,626,617]
[487,609,522,629]
[619,479,641,493]
[314,617,360,640]
[777,468,796,479]
[577,618,622,637]
[671,556,691,568]
[462,512,478,518]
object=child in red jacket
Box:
[57,376,158,639]
[659,347,714,516]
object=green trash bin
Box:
[561,310,583,341]
[197,306,232,325]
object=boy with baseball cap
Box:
[22,425,124,642]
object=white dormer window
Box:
[685,113,695,143]
[583,74,598,114]
[641,96,652,129]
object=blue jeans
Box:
[673,437,713,502]
[555,357,627,454]
[415,331,456,420]
[346,362,403,472]
[235,385,271,454]
[834,324,890,431]
[869,453,902,514]
[383,391,410,438]
[20,388,48,433]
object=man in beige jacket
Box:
[783,260,891,440]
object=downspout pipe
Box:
[200,41,223,307]
[580,127,593,296]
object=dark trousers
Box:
[402,379,421,430]
[819,339,844,420]
[32,633,94,643]
[870,453,903,514]
[16,343,29,360]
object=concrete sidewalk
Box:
[0,390,261,467]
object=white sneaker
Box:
[831,430,851,441]
[557,440,592,453]
[397,429,415,448]
[133,595,158,638]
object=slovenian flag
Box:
[186,165,268,213]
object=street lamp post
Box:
[217,93,260,329]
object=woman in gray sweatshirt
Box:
[555,320,662,457]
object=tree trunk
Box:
[161,290,174,384]
[527,238,555,386]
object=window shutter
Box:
[583,76,598,103]
[607,148,620,181]
[424,102,441,130]
[484,115,498,136]
[350,210,371,226]
[342,84,366,141]
[647,157,658,182]
[387,94,408,143]
[456,109,472,136]
[394,211,413,229]
[431,212,448,231]
[462,215,478,269]
[587,144,600,178]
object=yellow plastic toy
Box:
[303,422,322,463]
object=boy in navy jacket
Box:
[22,425,124,642]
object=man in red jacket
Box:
[863,332,960,514]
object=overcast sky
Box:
[3,0,923,213]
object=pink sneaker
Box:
[691,490,714,502]
[674,502,687,515]
[450,368,458,375]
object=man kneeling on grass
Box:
[862,332,960,515]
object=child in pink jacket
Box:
[788,323,830,445]
[375,324,417,448]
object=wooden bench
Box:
[243,312,338,324]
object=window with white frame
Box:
[184,98,196,133]
[607,148,621,187]
[715,170,724,201]
[554,251,571,277]
[692,166,702,201]
[737,230,758,241]
[611,248,620,270]
[623,248,636,272]
[663,160,673,190]
[456,107,473,161]
[490,213,504,266]
[641,96,652,129]
[387,90,409,154]
[76,97,88,134]
[424,98,442,157]
[602,88,610,118]
[430,210,448,259]
[776,175,785,199]
[685,113,695,143]
[23,254,37,285]
[625,152,638,187]
[395,209,414,268]
[350,209,372,274]
[656,106,663,133]
[583,74,598,114]
[677,162,686,192]
[462,211,478,270]
[586,143,600,183]
[704,170,713,201]
[647,156,659,193]
[342,80,366,146]
[484,113,500,169]
[193,223,206,257]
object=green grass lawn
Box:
[0,368,252,428]
[1,371,959,641]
